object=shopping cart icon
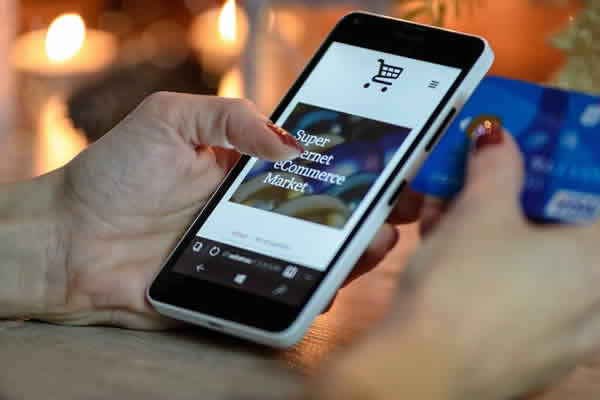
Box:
[363,59,403,92]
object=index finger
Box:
[137,92,304,161]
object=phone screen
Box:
[168,41,461,306]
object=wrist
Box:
[0,169,69,319]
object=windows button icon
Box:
[282,266,298,280]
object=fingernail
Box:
[471,119,504,152]
[266,121,304,153]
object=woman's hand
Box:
[313,124,600,399]
[0,93,411,329]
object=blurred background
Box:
[0,0,596,183]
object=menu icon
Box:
[428,80,440,89]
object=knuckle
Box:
[232,97,254,109]
[223,99,246,120]
[137,91,187,131]
[143,91,173,107]
[225,98,256,116]
[219,98,249,119]
[138,91,178,119]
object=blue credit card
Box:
[412,76,600,223]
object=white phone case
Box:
[147,13,494,348]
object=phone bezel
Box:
[149,12,486,332]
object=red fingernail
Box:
[266,121,304,153]
[472,119,504,152]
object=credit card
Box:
[412,76,600,223]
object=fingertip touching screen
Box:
[171,42,461,306]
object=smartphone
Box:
[147,12,494,348]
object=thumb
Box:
[137,92,304,161]
[459,120,524,216]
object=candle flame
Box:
[218,68,244,99]
[46,14,86,62]
[218,0,237,41]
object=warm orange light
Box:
[219,0,237,42]
[218,67,244,99]
[45,14,86,62]
[38,96,87,174]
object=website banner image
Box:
[230,103,412,229]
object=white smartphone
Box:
[147,11,494,348]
